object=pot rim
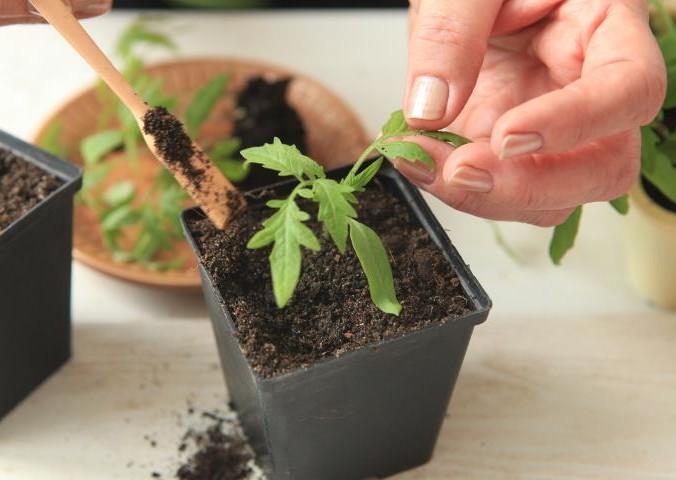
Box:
[182,165,491,382]
[0,130,82,246]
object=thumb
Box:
[405,0,502,130]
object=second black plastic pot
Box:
[182,165,492,480]
[0,130,82,420]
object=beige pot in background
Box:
[626,182,676,310]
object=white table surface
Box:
[1,9,675,480]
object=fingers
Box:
[491,1,665,160]
[0,0,110,25]
[404,0,503,130]
[391,131,639,225]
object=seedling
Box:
[243,110,469,314]
[40,17,247,271]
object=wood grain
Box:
[2,308,676,479]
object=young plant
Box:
[40,17,249,271]
[242,110,470,314]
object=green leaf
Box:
[80,130,124,166]
[116,20,176,60]
[665,63,676,108]
[348,219,401,315]
[81,163,112,193]
[241,137,325,181]
[39,120,66,157]
[313,179,357,253]
[247,199,319,307]
[644,148,676,202]
[214,158,249,183]
[101,204,141,232]
[375,141,434,169]
[103,181,136,208]
[381,110,408,136]
[609,194,630,215]
[210,137,242,159]
[641,126,659,174]
[549,206,583,265]
[343,157,383,191]
[420,130,472,147]
[186,74,229,136]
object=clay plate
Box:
[32,58,369,288]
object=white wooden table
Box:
[0,10,675,480]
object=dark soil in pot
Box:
[0,149,62,230]
[187,180,472,378]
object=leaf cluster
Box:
[41,17,248,271]
[244,110,469,314]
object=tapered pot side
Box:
[626,182,676,310]
[0,130,82,420]
[182,166,492,480]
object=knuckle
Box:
[602,133,641,199]
[446,190,483,215]
[525,209,574,228]
[562,85,592,146]
[415,13,474,52]
[511,169,545,210]
[634,61,667,124]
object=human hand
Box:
[0,0,111,26]
[397,0,666,226]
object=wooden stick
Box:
[29,0,243,229]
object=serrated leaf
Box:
[39,120,66,157]
[80,130,124,166]
[186,74,229,136]
[609,195,629,215]
[241,137,325,181]
[381,110,408,136]
[343,157,383,191]
[314,179,357,253]
[348,219,401,315]
[247,199,319,307]
[421,130,472,146]
[103,181,136,208]
[549,206,582,265]
[375,141,434,168]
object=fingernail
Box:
[500,133,543,159]
[407,76,449,121]
[392,158,436,185]
[445,165,493,193]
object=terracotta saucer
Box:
[32,57,370,289]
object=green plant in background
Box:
[244,110,469,314]
[39,17,246,271]
[547,0,676,265]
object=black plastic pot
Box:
[182,165,491,480]
[0,130,82,420]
